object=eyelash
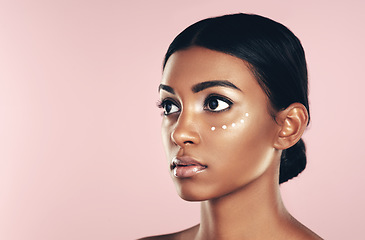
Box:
[157,94,233,115]
[157,98,180,116]
[203,94,233,112]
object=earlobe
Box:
[273,103,308,150]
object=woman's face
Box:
[159,47,280,201]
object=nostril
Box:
[170,122,200,146]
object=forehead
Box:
[161,47,258,92]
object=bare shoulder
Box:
[137,224,199,240]
[294,231,323,240]
[285,217,323,240]
[291,229,322,240]
[137,233,178,240]
[297,228,323,240]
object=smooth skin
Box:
[140,47,322,240]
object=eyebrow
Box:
[192,80,241,93]
[158,80,241,94]
[158,84,175,94]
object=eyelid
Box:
[203,94,233,112]
[204,93,233,105]
[158,97,181,115]
[158,97,180,108]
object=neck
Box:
[195,162,290,240]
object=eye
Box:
[204,95,232,112]
[158,99,180,115]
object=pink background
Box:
[0,0,364,239]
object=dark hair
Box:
[163,13,310,184]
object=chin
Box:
[174,176,264,202]
[174,184,211,202]
[177,192,208,202]
[174,182,228,202]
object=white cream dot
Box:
[222,125,227,129]
[211,127,216,131]
[232,123,236,127]
[245,113,249,117]
[240,119,245,123]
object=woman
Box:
[141,13,322,240]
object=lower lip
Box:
[173,165,206,178]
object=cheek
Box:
[201,110,277,184]
[207,112,250,132]
[161,128,171,145]
[202,111,257,158]
[201,103,275,147]
[161,119,172,154]
[161,116,179,158]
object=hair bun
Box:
[279,138,307,184]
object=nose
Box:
[171,111,201,147]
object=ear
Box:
[273,103,309,150]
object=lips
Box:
[171,156,207,178]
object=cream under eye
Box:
[203,95,233,112]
